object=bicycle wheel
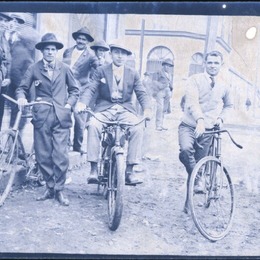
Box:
[189,156,235,241]
[0,131,20,206]
[107,153,125,231]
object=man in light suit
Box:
[178,50,233,214]
[63,27,99,154]
[76,40,152,185]
[152,58,174,131]
[16,33,79,206]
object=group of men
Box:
[0,12,233,213]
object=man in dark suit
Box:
[76,40,152,185]
[152,58,174,131]
[63,27,99,154]
[16,33,79,206]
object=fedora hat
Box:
[35,33,64,50]
[0,12,12,21]
[109,38,132,56]
[90,40,109,51]
[162,58,174,67]
[10,13,25,24]
[72,27,94,42]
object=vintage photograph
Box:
[0,2,259,259]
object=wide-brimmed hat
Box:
[35,33,64,50]
[0,12,12,21]
[90,40,109,51]
[162,58,174,67]
[72,27,94,42]
[10,13,25,24]
[109,38,132,56]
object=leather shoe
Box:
[73,147,87,154]
[87,170,99,184]
[156,126,168,131]
[125,172,143,185]
[194,177,204,194]
[56,191,69,206]
[36,188,54,201]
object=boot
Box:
[36,188,54,201]
[87,162,99,184]
[56,191,69,206]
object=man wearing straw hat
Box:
[16,33,79,206]
[76,39,152,185]
[63,27,99,154]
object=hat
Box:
[162,58,174,67]
[35,33,64,50]
[109,38,132,56]
[0,12,12,21]
[72,27,94,42]
[90,40,109,51]
[10,13,25,24]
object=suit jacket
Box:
[152,69,173,92]
[63,46,99,92]
[80,63,151,114]
[16,59,79,129]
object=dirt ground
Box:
[0,109,259,259]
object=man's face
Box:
[41,44,58,62]
[163,64,173,73]
[110,48,128,67]
[76,34,89,50]
[96,47,107,59]
[205,55,222,76]
[0,17,9,32]
[8,18,19,32]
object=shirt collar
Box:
[43,59,55,66]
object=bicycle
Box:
[188,125,243,241]
[0,94,52,206]
[84,108,147,231]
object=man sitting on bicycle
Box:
[76,38,152,185]
[178,50,233,214]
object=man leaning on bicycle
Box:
[76,38,152,185]
[178,50,233,214]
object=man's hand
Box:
[17,98,28,110]
[194,118,205,138]
[1,79,11,87]
[75,101,86,113]
[214,117,223,129]
[143,108,153,121]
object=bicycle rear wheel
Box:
[0,131,21,206]
[108,153,125,231]
[189,156,235,241]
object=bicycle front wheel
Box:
[108,153,125,231]
[0,131,20,206]
[189,156,235,241]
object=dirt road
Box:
[0,110,259,259]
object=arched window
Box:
[146,46,174,74]
[188,52,204,76]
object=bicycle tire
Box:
[108,153,125,231]
[189,156,235,241]
[0,130,22,206]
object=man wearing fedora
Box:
[0,12,12,131]
[76,40,152,185]
[63,27,99,154]
[90,40,110,66]
[152,58,174,131]
[16,33,79,206]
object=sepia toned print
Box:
[0,2,259,258]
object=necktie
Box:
[210,76,215,88]
[47,63,55,70]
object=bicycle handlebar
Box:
[82,108,148,127]
[2,94,53,107]
[201,128,243,149]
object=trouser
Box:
[34,107,69,191]
[72,110,87,150]
[156,88,171,127]
[178,122,212,175]
[0,86,7,131]
[87,105,144,165]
